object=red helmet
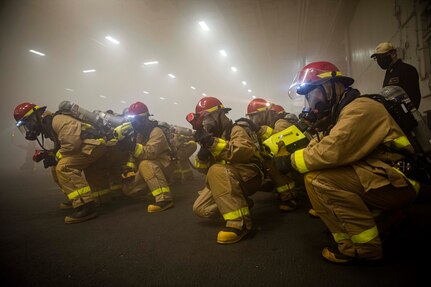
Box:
[14,102,46,122]
[127,101,150,117]
[246,98,271,115]
[270,104,285,114]
[195,97,231,115]
[291,61,354,95]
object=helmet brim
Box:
[296,76,354,95]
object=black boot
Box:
[64,202,98,224]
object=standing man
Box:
[275,61,419,264]
[371,42,422,109]
[188,97,263,244]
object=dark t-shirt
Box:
[383,59,421,109]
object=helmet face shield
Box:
[16,113,42,141]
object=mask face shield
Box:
[16,113,42,141]
[202,112,219,135]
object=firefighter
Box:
[116,101,175,212]
[188,97,263,244]
[13,102,118,224]
[274,61,418,264]
[270,104,299,125]
[242,98,300,211]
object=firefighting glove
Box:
[272,155,294,174]
[43,155,58,168]
[236,117,260,133]
[194,129,214,148]
[197,147,213,162]
[117,137,136,152]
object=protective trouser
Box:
[304,166,416,259]
[264,159,296,201]
[55,144,107,208]
[193,163,261,230]
[173,159,194,182]
[123,159,174,203]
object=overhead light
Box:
[231,67,237,72]
[105,35,120,44]
[190,86,196,90]
[120,100,126,104]
[100,95,106,99]
[65,88,74,92]
[144,61,159,65]
[252,96,256,99]
[29,49,45,56]
[219,50,227,57]
[160,97,166,100]
[248,89,252,93]
[199,21,209,31]
[82,69,96,73]
[173,102,178,105]
[168,74,176,79]
[242,81,247,86]
[143,91,149,94]
[202,93,206,96]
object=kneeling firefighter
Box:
[273,61,419,264]
[14,102,117,224]
[115,101,175,212]
[187,96,263,244]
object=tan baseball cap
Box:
[370,42,395,58]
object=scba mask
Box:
[16,116,42,141]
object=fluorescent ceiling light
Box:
[160,97,166,100]
[202,93,206,96]
[219,50,227,57]
[143,91,149,94]
[248,89,252,93]
[29,49,45,56]
[173,102,178,105]
[168,74,176,79]
[190,86,196,90]
[105,35,120,44]
[100,95,106,99]
[120,100,126,104]
[231,67,237,72]
[252,96,256,99]
[199,21,209,31]
[144,61,159,65]
[65,88,74,92]
[82,69,96,73]
[242,81,247,86]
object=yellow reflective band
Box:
[210,138,227,157]
[257,107,268,111]
[351,225,379,244]
[92,188,112,197]
[126,161,136,169]
[67,185,91,200]
[294,149,309,173]
[276,182,296,193]
[55,150,62,160]
[133,143,143,158]
[194,159,209,169]
[317,71,342,79]
[204,104,225,114]
[151,186,170,196]
[391,136,411,149]
[332,232,350,243]
[262,126,273,141]
[393,168,421,194]
[222,207,250,221]
[110,184,123,191]
[23,106,40,119]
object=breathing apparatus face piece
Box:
[375,52,393,70]
[247,111,266,126]
[128,114,148,131]
[305,85,331,121]
[202,110,226,137]
[17,112,43,141]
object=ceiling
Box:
[0,0,359,126]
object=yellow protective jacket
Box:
[52,114,103,158]
[206,124,262,182]
[132,126,172,168]
[291,96,415,191]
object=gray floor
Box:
[0,168,428,287]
